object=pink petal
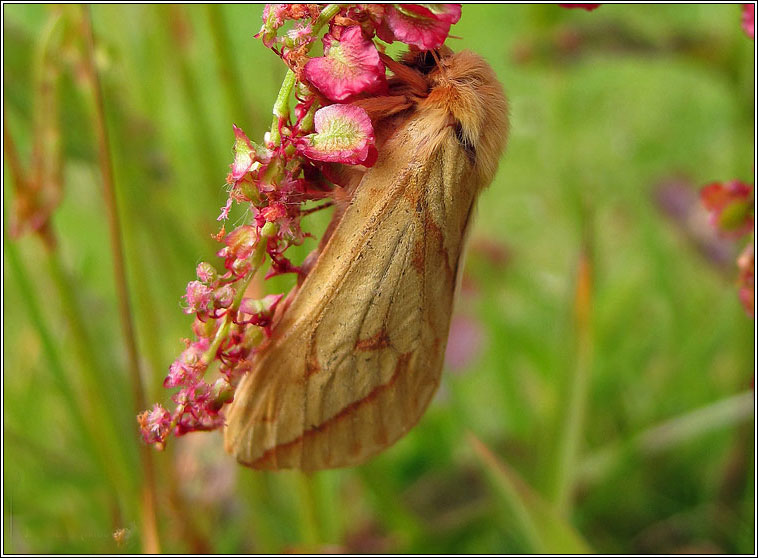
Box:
[305,26,387,101]
[196,262,217,283]
[224,225,259,260]
[217,197,233,222]
[298,104,375,165]
[737,242,754,317]
[383,5,457,49]
[184,281,213,314]
[256,4,290,48]
[700,180,754,237]
[402,4,462,24]
[559,4,602,10]
[743,4,755,39]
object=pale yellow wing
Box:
[225,115,480,471]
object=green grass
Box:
[3,4,754,554]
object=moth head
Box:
[421,49,509,187]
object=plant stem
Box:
[205,5,258,130]
[5,56,132,531]
[2,111,26,193]
[270,70,297,146]
[80,6,160,553]
[312,4,343,35]
[296,473,322,549]
[577,390,755,487]
[545,229,594,516]
[201,223,277,366]
[469,434,544,553]
[267,3,343,145]
[3,228,87,455]
[160,5,223,212]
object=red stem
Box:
[80,6,161,553]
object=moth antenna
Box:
[430,48,442,67]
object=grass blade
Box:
[468,432,592,554]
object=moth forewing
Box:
[225,49,508,471]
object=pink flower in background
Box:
[445,314,486,372]
[559,4,601,11]
[737,242,754,317]
[743,4,755,39]
[700,179,755,319]
[700,180,754,238]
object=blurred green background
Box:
[3,4,755,554]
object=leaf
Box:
[468,432,592,554]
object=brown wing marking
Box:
[250,350,414,469]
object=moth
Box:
[225,47,508,470]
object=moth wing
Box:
[225,121,478,471]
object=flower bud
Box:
[196,262,218,284]
[214,284,235,309]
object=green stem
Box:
[6,98,135,530]
[205,4,258,130]
[268,3,342,145]
[160,5,222,211]
[544,231,594,517]
[45,237,136,515]
[81,6,160,553]
[3,229,89,459]
[312,4,343,35]
[296,474,322,548]
[33,9,64,207]
[269,70,296,146]
[202,222,278,366]
[469,434,544,553]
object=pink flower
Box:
[196,262,217,283]
[184,281,213,314]
[743,4,755,39]
[257,4,320,48]
[138,404,171,445]
[164,341,209,388]
[297,104,375,165]
[260,201,287,223]
[737,241,754,317]
[213,284,235,310]
[286,22,314,45]
[304,26,387,101]
[559,4,601,10]
[380,4,462,50]
[171,381,226,435]
[223,225,259,260]
[401,4,462,24]
[444,314,485,372]
[700,180,754,238]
